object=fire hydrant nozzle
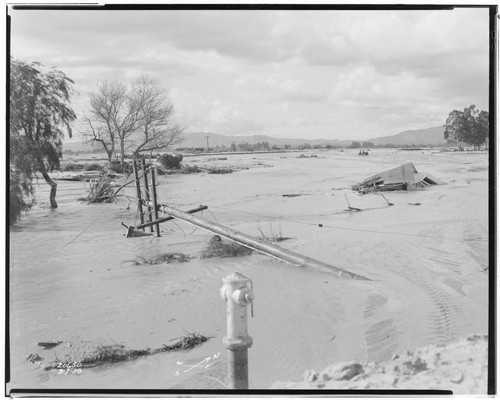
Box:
[231,287,253,305]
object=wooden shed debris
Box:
[353,162,443,193]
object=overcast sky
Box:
[9,7,490,141]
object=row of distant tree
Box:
[170,141,434,152]
[65,139,457,157]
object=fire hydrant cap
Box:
[222,272,251,285]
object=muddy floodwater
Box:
[8,149,489,391]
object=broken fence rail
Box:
[133,205,209,230]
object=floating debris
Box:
[181,164,202,174]
[158,332,210,352]
[257,225,292,244]
[26,353,42,363]
[158,153,183,169]
[124,253,192,265]
[124,227,153,238]
[344,193,362,212]
[207,167,233,174]
[381,194,394,206]
[201,235,252,258]
[28,333,210,370]
[298,154,318,158]
[38,341,63,350]
[353,162,443,194]
[80,173,116,203]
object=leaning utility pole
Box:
[147,203,371,281]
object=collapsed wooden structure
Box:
[352,162,442,193]
[124,159,371,281]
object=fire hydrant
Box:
[220,272,254,389]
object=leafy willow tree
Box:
[9,58,76,221]
[444,105,489,150]
[83,75,184,163]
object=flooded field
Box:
[8,148,489,391]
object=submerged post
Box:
[133,159,145,229]
[220,272,254,389]
[141,159,154,233]
[151,166,161,237]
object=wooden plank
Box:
[134,205,208,230]
[154,203,371,281]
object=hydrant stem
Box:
[221,272,254,389]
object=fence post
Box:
[133,159,145,229]
[220,272,254,389]
[141,159,154,233]
[150,166,161,237]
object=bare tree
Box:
[82,81,122,162]
[131,76,184,159]
[82,77,183,163]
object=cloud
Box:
[235,74,327,103]
[331,66,436,107]
[8,7,490,141]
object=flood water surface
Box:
[8,150,489,391]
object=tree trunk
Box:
[106,149,113,164]
[36,155,58,208]
[120,140,125,165]
[41,170,58,208]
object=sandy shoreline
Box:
[272,334,488,392]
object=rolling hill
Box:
[176,132,351,149]
[368,126,446,147]
[177,126,446,148]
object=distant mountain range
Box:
[368,126,447,147]
[175,131,352,148]
[178,126,447,148]
[63,125,447,152]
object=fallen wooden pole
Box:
[152,204,371,281]
[133,205,208,230]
